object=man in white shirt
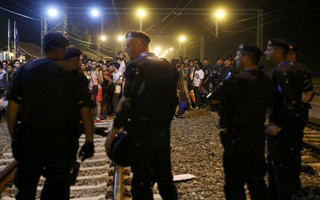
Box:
[192,61,204,108]
[117,52,126,74]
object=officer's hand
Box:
[105,138,113,154]
[265,125,282,136]
[105,128,117,153]
[79,142,94,162]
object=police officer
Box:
[209,44,274,200]
[202,58,212,92]
[219,55,236,84]
[287,43,314,193]
[7,32,95,200]
[105,31,178,200]
[265,38,305,200]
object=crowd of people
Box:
[0,51,128,123]
[2,30,315,200]
[171,54,239,118]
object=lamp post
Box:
[137,9,146,31]
[97,35,106,59]
[91,8,105,58]
[41,6,60,57]
[215,9,226,38]
[118,35,124,50]
[179,36,186,58]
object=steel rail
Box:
[0,160,18,192]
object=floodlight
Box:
[47,8,58,18]
[91,9,100,17]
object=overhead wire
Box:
[144,0,184,33]
[0,6,39,21]
[153,0,193,43]
[185,0,310,51]
[179,5,320,53]
[10,0,40,17]
[111,0,122,34]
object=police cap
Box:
[216,57,223,61]
[43,32,69,49]
[65,47,82,59]
[238,43,262,58]
[223,55,233,61]
[267,38,289,50]
[107,132,132,167]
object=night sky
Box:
[1,0,320,72]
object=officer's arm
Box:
[203,77,208,84]
[7,100,21,141]
[199,79,203,88]
[106,96,130,152]
[302,90,314,103]
[80,106,94,143]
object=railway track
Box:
[0,120,131,200]
[304,117,320,154]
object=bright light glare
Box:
[216,9,225,19]
[137,9,146,18]
[47,8,58,18]
[169,48,173,51]
[100,35,107,41]
[155,47,161,52]
[118,36,124,41]
[91,9,100,17]
[165,50,169,53]
[179,36,186,42]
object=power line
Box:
[234,0,307,24]
[182,5,320,54]
[0,7,39,21]
[10,0,40,17]
[153,0,194,43]
[111,0,122,34]
[144,0,184,33]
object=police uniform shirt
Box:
[9,58,93,147]
[123,52,178,124]
[269,61,305,126]
[212,70,275,127]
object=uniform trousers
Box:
[129,124,178,200]
[222,130,268,200]
[15,136,78,200]
[267,116,305,200]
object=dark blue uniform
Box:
[267,61,305,200]
[9,58,92,200]
[114,52,178,200]
[211,69,275,200]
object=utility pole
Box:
[257,9,263,49]
[200,36,204,61]
[40,13,47,57]
[63,5,68,38]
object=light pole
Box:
[118,35,124,51]
[97,35,106,59]
[41,6,59,57]
[215,9,226,38]
[91,8,105,58]
[179,36,186,58]
[137,9,146,31]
